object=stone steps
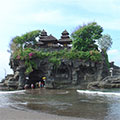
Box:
[0,83,9,91]
[113,68,120,76]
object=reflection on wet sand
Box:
[0,89,120,120]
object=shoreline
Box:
[0,107,93,120]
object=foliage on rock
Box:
[13,48,102,74]
[9,30,41,53]
[71,22,103,51]
[9,23,112,74]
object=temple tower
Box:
[58,30,72,47]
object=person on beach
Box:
[36,82,39,88]
[40,77,46,88]
[38,81,41,88]
[24,84,29,89]
[31,84,34,89]
[43,77,46,87]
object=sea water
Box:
[0,89,120,120]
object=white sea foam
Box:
[0,90,25,94]
[76,90,120,96]
[57,91,69,95]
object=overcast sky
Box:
[0,0,120,80]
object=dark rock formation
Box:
[0,74,18,90]
[3,53,120,90]
[87,62,120,89]
[2,30,119,90]
[5,54,109,90]
[5,55,120,90]
[87,76,120,89]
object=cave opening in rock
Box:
[27,70,45,87]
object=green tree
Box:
[71,22,103,51]
[22,30,41,47]
[9,30,41,53]
[9,36,19,53]
[97,34,112,51]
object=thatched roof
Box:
[36,41,44,45]
[41,29,47,36]
[62,30,69,35]
[40,34,58,43]
[58,30,72,44]
[58,38,72,44]
[61,35,70,39]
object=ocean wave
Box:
[76,90,120,96]
[0,90,25,94]
[57,91,69,95]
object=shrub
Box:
[13,48,102,74]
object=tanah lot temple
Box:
[2,29,120,90]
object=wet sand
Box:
[0,107,93,120]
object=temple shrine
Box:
[37,29,72,48]
[58,30,72,47]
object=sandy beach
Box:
[0,107,93,120]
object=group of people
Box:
[24,76,46,89]
[38,76,46,88]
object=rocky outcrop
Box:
[2,29,119,90]
[0,73,18,90]
[5,53,109,90]
[4,48,120,90]
[87,63,120,89]
[2,57,120,90]
[2,54,120,90]
[87,76,120,89]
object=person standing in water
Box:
[31,84,34,89]
[40,77,46,88]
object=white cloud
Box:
[76,0,120,14]
[32,11,120,30]
[108,49,120,66]
[31,10,64,25]
[97,19,120,30]
[0,0,120,30]
[0,51,13,80]
[108,49,119,55]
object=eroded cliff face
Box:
[6,55,109,90]
[87,63,120,89]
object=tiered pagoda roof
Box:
[37,29,71,47]
[58,30,72,45]
[37,30,58,47]
[62,30,69,35]
[40,34,57,43]
[39,29,48,39]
